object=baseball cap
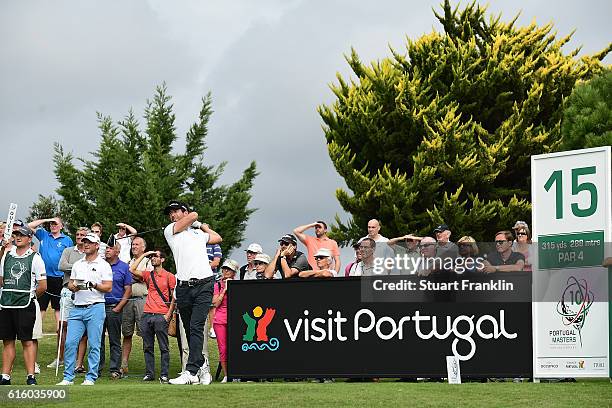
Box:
[278,234,297,245]
[254,253,271,264]
[433,224,450,233]
[14,226,33,237]
[221,259,239,273]
[246,243,263,253]
[314,248,332,258]
[82,233,101,244]
[12,219,25,228]
[163,200,189,214]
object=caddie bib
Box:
[0,252,35,308]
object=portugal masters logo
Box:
[241,306,279,352]
[556,276,593,347]
[10,261,27,285]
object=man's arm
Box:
[94,280,113,293]
[293,222,317,244]
[113,285,132,313]
[172,212,199,235]
[298,269,334,278]
[59,247,74,272]
[117,222,137,236]
[28,217,58,230]
[202,224,222,245]
[130,250,155,279]
[496,260,525,272]
[263,249,280,279]
[333,255,341,273]
[35,279,47,297]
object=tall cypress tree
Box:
[49,84,257,260]
[319,1,610,245]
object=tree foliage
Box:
[49,84,257,262]
[559,68,612,151]
[319,0,610,245]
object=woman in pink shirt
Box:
[212,259,239,383]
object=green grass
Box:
[0,313,611,408]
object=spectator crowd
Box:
[0,200,536,386]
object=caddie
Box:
[0,225,47,386]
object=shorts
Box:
[38,276,63,311]
[122,297,145,337]
[0,301,37,341]
[59,287,74,322]
[32,298,43,339]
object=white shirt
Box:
[70,255,113,305]
[0,247,46,298]
[164,223,213,281]
[115,234,133,263]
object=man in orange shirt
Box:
[131,249,176,384]
[293,221,340,274]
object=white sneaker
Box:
[47,358,63,368]
[209,327,216,339]
[198,360,212,385]
[34,362,40,375]
[221,376,228,383]
[169,371,199,385]
[56,379,74,386]
[81,379,95,386]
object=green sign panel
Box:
[538,230,605,270]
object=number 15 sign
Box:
[531,146,611,379]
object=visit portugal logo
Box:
[241,306,280,352]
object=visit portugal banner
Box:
[531,146,611,378]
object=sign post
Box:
[531,146,611,379]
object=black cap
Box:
[15,226,33,237]
[278,234,297,245]
[163,200,189,215]
[433,224,450,233]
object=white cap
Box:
[254,253,271,264]
[246,243,263,253]
[82,233,100,244]
[221,259,239,273]
[314,248,332,258]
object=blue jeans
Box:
[63,303,106,382]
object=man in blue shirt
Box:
[99,241,132,379]
[28,217,74,329]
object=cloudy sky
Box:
[1,0,610,266]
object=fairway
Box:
[0,314,611,408]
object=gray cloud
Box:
[1,0,610,267]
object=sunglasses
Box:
[458,243,472,247]
[279,241,292,246]
[314,256,328,260]
[495,240,508,245]
[516,232,527,236]
[246,251,258,255]
[253,261,267,266]
[419,243,435,248]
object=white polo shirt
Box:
[70,255,113,306]
[164,223,213,281]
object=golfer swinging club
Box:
[163,200,222,385]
